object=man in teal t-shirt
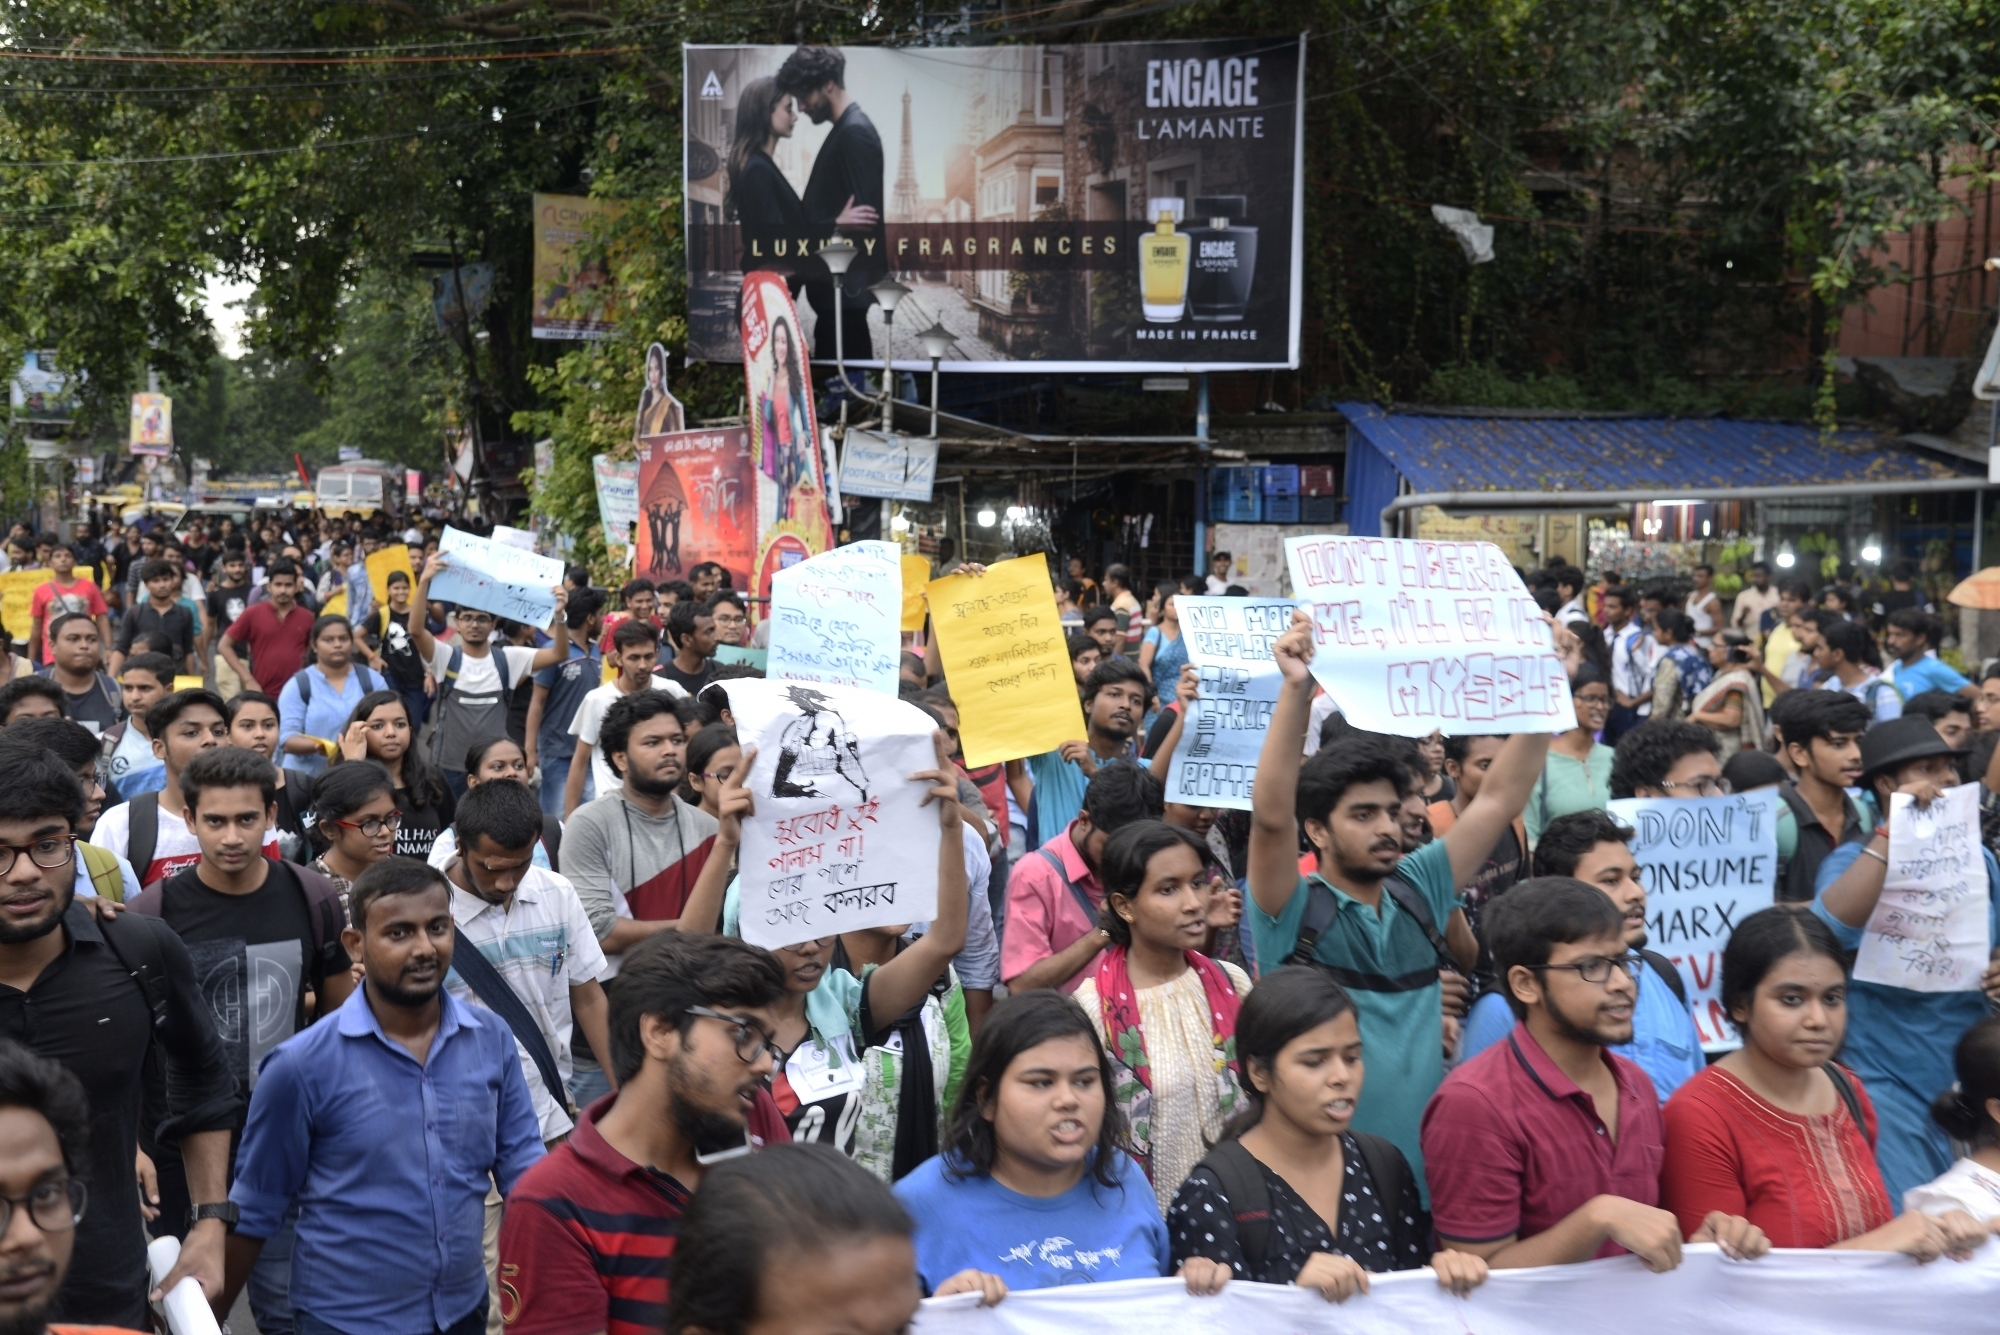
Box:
[1248,609,1553,1202]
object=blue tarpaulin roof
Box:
[1338,401,1982,537]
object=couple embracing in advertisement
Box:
[724,45,885,364]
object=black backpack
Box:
[1194,1136,1410,1273]
[1285,874,1460,992]
[290,663,381,708]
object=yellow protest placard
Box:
[0,570,44,645]
[172,675,204,693]
[901,554,931,633]
[366,544,416,610]
[927,552,1084,766]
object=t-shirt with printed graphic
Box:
[105,724,166,802]
[894,1149,1169,1294]
[138,860,347,1107]
[89,797,282,889]
[206,581,251,640]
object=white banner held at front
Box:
[731,679,941,949]
[909,1246,2000,1335]
[765,540,903,694]
[1164,596,1289,811]
[1607,789,1780,1051]
[431,525,565,626]
[1283,536,1576,737]
[1854,781,1990,991]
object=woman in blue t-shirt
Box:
[1138,582,1188,711]
[894,990,1231,1297]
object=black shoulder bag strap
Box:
[1641,949,1689,1007]
[97,910,171,1035]
[129,797,159,886]
[1286,877,1342,968]
[541,814,563,875]
[1036,846,1101,929]
[1194,1139,1273,1272]
[449,926,570,1114]
[1825,1063,1875,1147]
[1380,877,1458,974]
[1348,1131,1411,1214]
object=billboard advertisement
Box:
[531,192,625,340]
[129,393,172,456]
[684,38,1304,372]
[635,426,757,594]
[741,271,835,605]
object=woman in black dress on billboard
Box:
[726,76,876,278]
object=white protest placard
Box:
[1854,781,1991,991]
[1283,536,1575,737]
[432,525,565,626]
[1164,595,1289,810]
[766,540,903,694]
[1608,789,1780,1051]
[731,678,942,949]
[910,1245,2000,1335]
[839,428,939,502]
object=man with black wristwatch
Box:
[0,746,238,1328]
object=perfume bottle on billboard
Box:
[1139,198,1189,323]
[1188,195,1257,321]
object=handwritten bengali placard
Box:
[1607,790,1780,1052]
[902,553,931,633]
[731,678,942,949]
[0,569,43,643]
[765,540,902,694]
[1854,782,1991,992]
[927,553,1084,767]
[431,526,565,626]
[1283,536,1576,737]
[1164,596,1289,811]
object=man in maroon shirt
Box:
[217,558,314,699]
[1422,877,1768,1269]
[498,932,789,1335]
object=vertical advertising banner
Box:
[684,39,1305,372]
[129,393,172,456]
[635,427,757,593]
[531,192,625,340]
[592,455,641,558]
[742,271,834,607]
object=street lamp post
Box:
[818,237,857,424]
[915,322,956,438]
[867,278,911,425]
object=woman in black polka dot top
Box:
[1166,967,1490,1302]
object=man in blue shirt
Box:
[1881,608,1974,703]
[1812,716,2000,1202]
[1460,809,1704,1101]
[1020,657,1149,849]
[526,589,605,818]
[1249,608,1551,1198]
[224,857,544,1335]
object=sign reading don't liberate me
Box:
[1164,596,1288,810]
[1608,790,1780,1053]
[1284,536,1576,737]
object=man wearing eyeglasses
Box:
[498,932,790,1335]
[0,750,238,1327]
[126,745,352,1335]
[1422,878,1768,1272]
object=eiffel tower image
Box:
[891,84,921,224]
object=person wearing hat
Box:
[1811,714,2000,1201]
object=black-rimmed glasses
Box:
[684,1006,782,1064]
[1526,954,1643,985]
[1659,777,1732,796]
[0,1179,85,1234]
[0,837,75,877]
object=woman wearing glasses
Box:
[1661,908,1988,1258]
[1525,664,1616,847]
[306,759,401,915]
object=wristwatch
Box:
[189,1201,240,1231]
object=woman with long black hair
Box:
[334,688,455,858]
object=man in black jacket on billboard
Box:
[776,45,885,363]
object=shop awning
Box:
[1339,401,1988,537]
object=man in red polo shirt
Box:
[217,558,314,699]
[1421,877,1769,1269]
[498,932,790,1335]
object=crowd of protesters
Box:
[0,504,1995,1335]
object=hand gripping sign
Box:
[1283,536,1576,737]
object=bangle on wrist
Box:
[1860,846,1889,866]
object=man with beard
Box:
[560,692,721,1106]
[774,45,884,363]
[0,750,237,1327]
[1458,810,1704,1103]
[498,932,789,1335]
[223,857,543,1335]
[1422,879,1767,1269]
[1249,608,1545,1196]
[1019,658,1151,851]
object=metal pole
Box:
[1976,486,1986,573]
[929,357,941,438]
[1193,373,1212,575]
[834,283,848,428]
